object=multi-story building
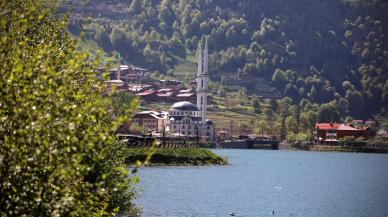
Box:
[315,123,370,144]
[131,111,169,133]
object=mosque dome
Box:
[170,101,199,111]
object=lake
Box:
[135,149,388,217]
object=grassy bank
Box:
[310,146,388,154]
[126,148,228,166]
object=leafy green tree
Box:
[217,85,226,97]
[110,27,131,55]
[270,98,278,112]
[129,0,143,13]
[252,96,262,114]
[254,120,268,136]
[342,81,355,92]
[239,121,249,134]
[0,1,139,216]
[286,132,297,144]
[300,111,318,132]
[337,98,349,116]
[346,90,365,118]
[263,109,275,121]
[382,82,388,112]
[299,98,311,112]
[238,87,248,105]
[168,35,186,58]
[278,97,293,116]
[285,116,298,134]
[272,68,287,87]
[94,27,112,51]
[318,101,340,122]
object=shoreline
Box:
[279,144,388,154]
[309,146,388,154]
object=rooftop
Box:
[315,123,368,131]
[170,101,199,111]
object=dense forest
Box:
[66,0,388,120]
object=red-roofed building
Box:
[136,89,157,101]
[176,92,196,103]
[315,123,370,144]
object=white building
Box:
[131,111,169,133]
[168,37,215,140]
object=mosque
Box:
[168,38,215,140]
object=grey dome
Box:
[171,101,199,111]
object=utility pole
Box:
[296,100,300,134]
[230,120,233,141]
[162,120,165,146]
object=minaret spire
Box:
[203,37,208,74]
[196,36,208,129]
[196,42,202,76]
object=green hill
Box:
[66,0,388,120]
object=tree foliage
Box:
[67,0,388,118]
[0,1,139,216]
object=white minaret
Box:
[196,37,208,125]
[196,42,202,114]
[202,37,208,123]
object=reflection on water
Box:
[135,149,388,217]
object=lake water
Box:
[135,149,388,217]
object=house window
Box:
[182,125,185,129]
[182,131,185,135]
[189,126,191,129]
[207,126,210,130]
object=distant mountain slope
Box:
[66,0,388,118]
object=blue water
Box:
[135,149,388,217]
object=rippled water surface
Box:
[135,149,388,217]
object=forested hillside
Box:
[66,0,388,119]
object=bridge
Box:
[246,139,279,149]
[218,139,279,150]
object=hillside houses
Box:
[102,64,201,104]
